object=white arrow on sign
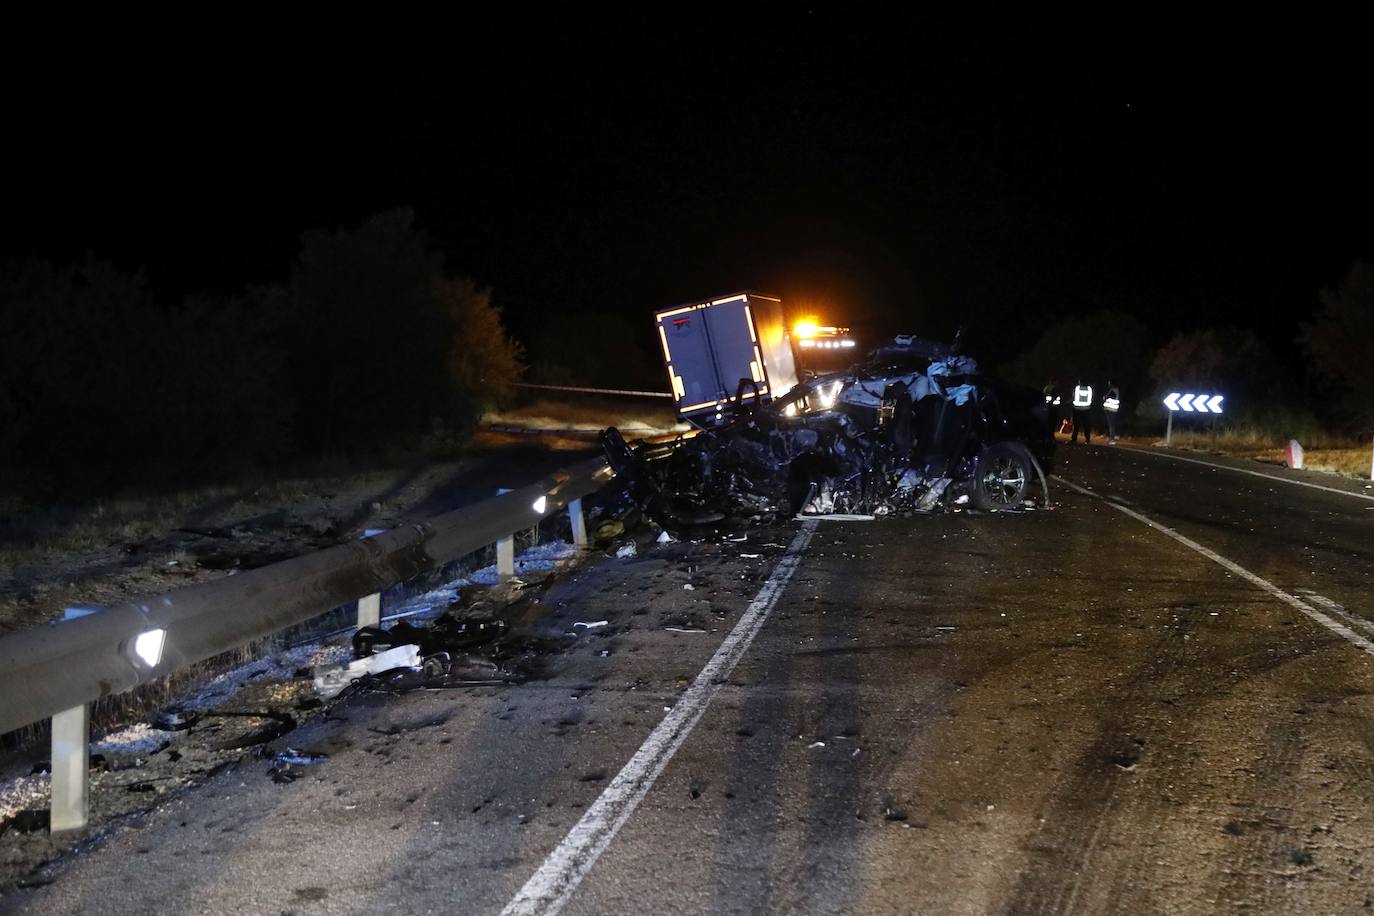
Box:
[1205,395,1224,413]
[1163,393,1181,411]
[1179,393,1196,412]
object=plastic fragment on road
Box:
[808,741,826,748]
[615,542,637,558]
[595,520,625,540]
[314,644,421,699]
[683,583,695,591]
[656,530,675,543]
[573,620,609,630]
[664,626,705,633]
[740,553,761,558]
[274,749,328,766]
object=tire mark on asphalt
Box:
[1052,476,1374,660]
[1004,599,1202,915]
[501,521,817,916]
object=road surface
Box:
[5,445,1374,914]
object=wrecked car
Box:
[602,334,1052,531]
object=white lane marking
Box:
[1053,475,1374,658]
[1295,589,1374,638]
[501,521,818,916]
[1113,444,1374,502]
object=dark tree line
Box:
[999,259,1374,437]
[0,209,522,500]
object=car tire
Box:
[972,442,1033,511]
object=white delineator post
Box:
[1369,435,1373,481]
[51,605,97,832]
[357,593,381,629]
[50,703,89,833]
[495,488,516,580]
[1166,410,1173,446]
[569,498,588,550]
[497,536,516,579]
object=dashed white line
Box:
[1113,445,1374,502]
[501,521,818,916]
[1054,475,1374,659]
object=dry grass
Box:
[1127,428,1374,481]
[483,395,684,436]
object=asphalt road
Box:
[5,445,1374,914]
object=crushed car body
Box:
[602,333,1054,532]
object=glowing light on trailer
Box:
[531,496,547,514]
[793,320,820,340]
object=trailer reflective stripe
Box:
[657,325,672,363]
[671,375,685,400]
[711,294,748,306]
[680,400,718,413]
[744,306,757,342]
[658,305,695,319]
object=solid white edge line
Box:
[1052,475,1374,659]
[1114,444,1374,502]
[1295,589,1374,638]
[501,521,819,916]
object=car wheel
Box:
[973,442,1032,510]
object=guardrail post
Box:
[569,498,588,549]
[497,536,516,580]
[50,703,89,832]
[357,593,381,629]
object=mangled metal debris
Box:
[312,610,542,699]
[603,334,1053,532]
[313,644,422,699]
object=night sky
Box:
[6,11,1371,369]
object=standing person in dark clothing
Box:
[1042,376,1062,437]
[1102,380,1121,444]
[1070,379,1093,444]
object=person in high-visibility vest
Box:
[1070,379,1093,444]
[1102,379,1121,444]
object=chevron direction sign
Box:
[1163,392,1224,414]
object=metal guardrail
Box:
[0,455,615,831]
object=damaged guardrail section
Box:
[0,456,614,832]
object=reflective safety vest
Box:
[1103,388,1121,412]
[1072,385,1093,409]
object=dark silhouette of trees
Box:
[1300,260,1374,430]
[525,311,661,390]
[0,259,294,496]
[285,208,453,450]
[1000,310,1151,403]
[437,276,524,408]
[1,208,524,500]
